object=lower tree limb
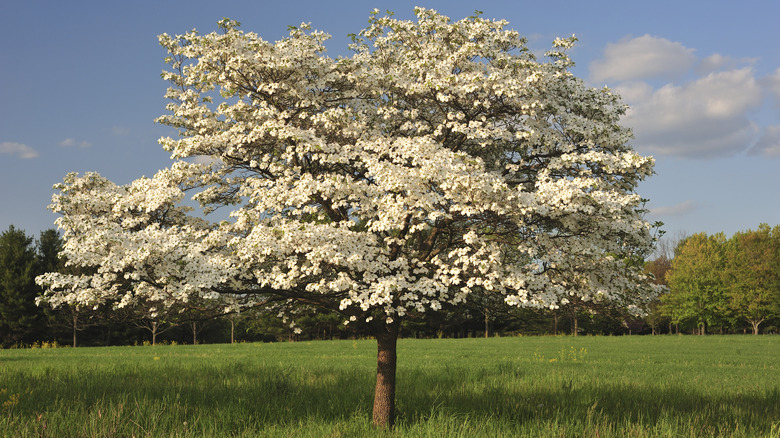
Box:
[750,319,765,335]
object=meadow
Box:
[0,336,777,437]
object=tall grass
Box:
[0,336,777,437]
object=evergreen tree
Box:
[0,226,43,346]
[36,229,64,275]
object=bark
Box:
[190,321,198,345]
[484,308,490,338]
[72,312,78,348]
[372,321,400,429]
[749,319,765,335]
[572,314,579,336]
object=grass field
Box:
[0,335,778,437]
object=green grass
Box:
[1,336,778,437]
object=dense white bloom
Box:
[37,9,660,325]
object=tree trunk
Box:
[484,308,489,338]
[749,319,764,335]
[572,314,579,336]
[191,321,198,345]
[372,321,400,429]
[72,311,78,348]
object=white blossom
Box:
[37,9,660,327]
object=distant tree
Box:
[644,256,671,287]
[650,230,687,262]
[178,300,229,345]
[295,310,342,340]
[722,224,779,334]
[49,303,110,347]
[0,226,44,346]
[643,256,672,334]
[36,229,64,275]
[238,309,290,342]
[130,302,181,345]
[33,229,66,342]
[663,233,730,334]
[459,286,512,338]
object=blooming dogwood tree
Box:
[38,9,661,427]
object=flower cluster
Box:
[37,8,661,324]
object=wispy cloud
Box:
[0,141,39,159]
[751,125,780,157]
[59,138,92,148]
[110,126,130,136]
[650,200,696,217]
[765,67,780,105]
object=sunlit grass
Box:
[1,336,777,437]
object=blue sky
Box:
[2,0,779,246]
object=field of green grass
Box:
[1,335,778,437]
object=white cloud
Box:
[622,68,763,158]
[613,82,653,105]
[59,138,92,148]
[650,200,696,217]
[590,34,696,83]
[591,34,780,159]
[0,142,39,159]
[696,53,731,74]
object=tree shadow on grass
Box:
[8,361,780,434]
[394,367,780,434]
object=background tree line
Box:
[1,224,778,347]
[644,224,780,335]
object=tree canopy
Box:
[37,8,661,427]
